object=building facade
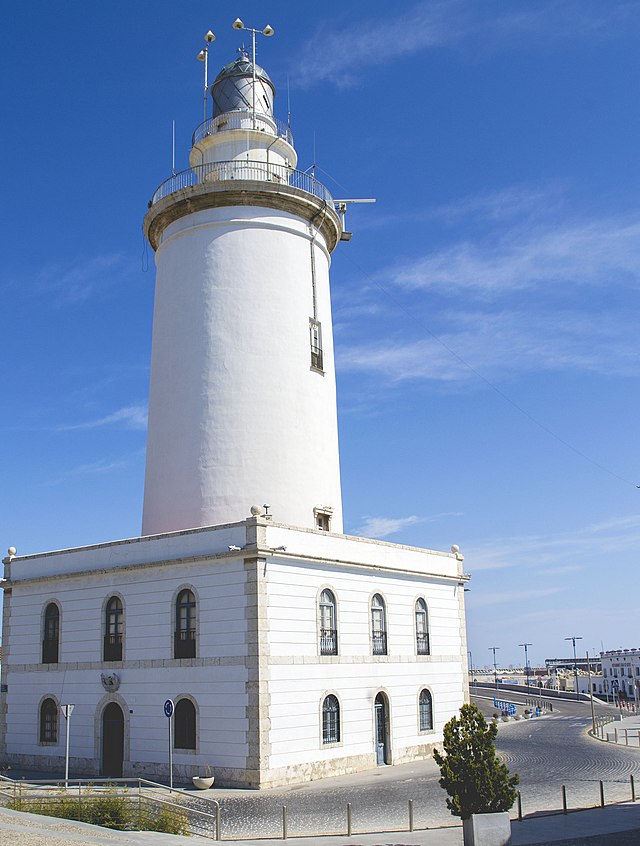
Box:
[601,649,640,705]
[0,45,469,787]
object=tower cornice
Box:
[145,173,342,253]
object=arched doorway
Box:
[374,692,390,765]
[101,702,124,777]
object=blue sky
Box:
[2,1,640,666]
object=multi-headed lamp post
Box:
[489,646,500,691]
[196,30,216,130]
[565,635,583,701]
[519,642,532,688]
[232,18,275,130]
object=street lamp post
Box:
[565,635,583,702]
[519,642,532,689]
[232,18,275,130]
[586,650,597,734]
[489,646,500,691]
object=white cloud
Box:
[387,219,640,296]
[292,1,639,88]
[352,511,463,539]
[34,253,129,304]
[57,404,148,432]
[468,514,640,572]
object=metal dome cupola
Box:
[211,52,275,118]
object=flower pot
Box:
[192,775,214,790]
[463,812,511,846]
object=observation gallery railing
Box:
[149,161,333,208]
[192,111,293,147]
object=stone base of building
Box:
[1,742,442,789]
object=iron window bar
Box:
[320,628,338,655]
[372,631,387,656]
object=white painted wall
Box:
[142,206,342,535]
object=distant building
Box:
[601,649,640,704]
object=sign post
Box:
[164,699,174,790]
[61,704,75,788]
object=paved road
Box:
[178,694,640,838]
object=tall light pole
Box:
[586,650,597,734]
[519,642,532,688]
[196,30,216,131]
[489,646,500,691]
[565,635,583,701]
[232,18,275,130]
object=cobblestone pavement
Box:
[173,697,640,839]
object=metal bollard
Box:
[615,728,619,744]
[625,730,629,746]
[282,805,287,840]
[517,791,522,821]
[600,781,605,808]
[346,802,352,837]
[408,799,414,832]
[216,804,222,841]
[632,774,636,803]
[562,785,567,814]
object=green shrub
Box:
[433,703,519,820]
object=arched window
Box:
[415,598,430,655]
[371,594,387,655]
[40,698,58,743]
[419,688,433,731]
[104,596,123,661]
[175,589,196,658]
[322,694,340,744]
[174,698,196,749]
[42,603,59,664]
[319,589,337,655]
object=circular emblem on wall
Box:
[101,672,121,692]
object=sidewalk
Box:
[1,802,640,846]
[598,715,640,748]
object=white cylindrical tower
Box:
[142,53,344,536]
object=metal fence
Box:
[149,161,333,208]
[192,111,293,147]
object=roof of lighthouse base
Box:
[144,177,343,253]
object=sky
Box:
[2,0,640,667]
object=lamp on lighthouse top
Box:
[196,29,216,129]
[231,18,275,130]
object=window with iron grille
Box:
[175,589,196,659]
[40,698,58,743]
[415,598,430,655]
[174,698,197,749]
[42,603,59,664]
[322,694,340,744]
[310,319,323,371]
[319,589,338,655]
[371,594,387,655]
[104,596,123,661]
[419,688,433,731]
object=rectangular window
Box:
[310,320,323,371]
[314,507,332,532]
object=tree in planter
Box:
[433,703,519,820]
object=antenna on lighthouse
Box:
[196,29,216,131]
[334,198,377,242]
[231,18,275,130]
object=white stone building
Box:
[601,649,640,705]
[0,44,469,788]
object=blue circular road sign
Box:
[164,699,174,718]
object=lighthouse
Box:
[142,47,344,536]
[1,30,469,789]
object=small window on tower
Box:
[310,320,324,372]
[314,507,332,532]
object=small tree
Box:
[433,703,519,820]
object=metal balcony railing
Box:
[417,632,430,655]
[320,628,338,655]
[372,631,387,656]
[149,161,334,208]
[41,638,58,664]
[192,110,294,147]
[174,629,196,659]
[103,634,123,662]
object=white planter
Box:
[192,776,215,790]
[463,812,511,846]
